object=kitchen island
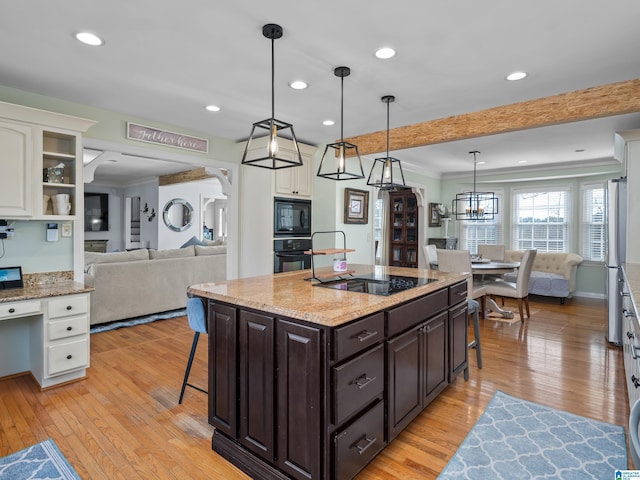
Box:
[188,264,469,480]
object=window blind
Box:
[581,183,605,261]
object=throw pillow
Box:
[181,236,207,248]
[149,246,195,259]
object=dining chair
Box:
[423,244,438,269]
[178,296,208,404]
[485,249,537,322]
[436,249,484,372]
[477,244,505,261]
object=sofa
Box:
[84,245,226,325]
[503,250,583,302]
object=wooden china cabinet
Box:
[389,190,418,268]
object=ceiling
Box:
[3,1,640,184]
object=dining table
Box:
[471,258,520,318]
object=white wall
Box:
[157,178,225,250]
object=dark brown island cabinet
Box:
[198,279,468,480]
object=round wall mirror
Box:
[163,198,194,232]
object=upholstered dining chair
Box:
[485,249,537,322]
[423,244,438,269]
[178,296,208,404]
[477,244,505,261]
[436,249,484,372]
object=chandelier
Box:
[452,151,498,220]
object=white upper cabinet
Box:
[0,121,33,217]
[0,101,96,220]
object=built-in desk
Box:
[0,282,93,389]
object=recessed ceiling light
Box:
[322,120,335,126]
[518,160,528,164]
[506,71,527,81]
[289,80,308,90]
[575,149,585,153]
[375,47,396,59]
[75,32,104,46]
[205,105,220,112]
[477,161,486,165]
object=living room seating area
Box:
[84,244,227,325]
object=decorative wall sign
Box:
[126,122,209,153]
[344,188,369,224]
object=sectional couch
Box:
[84,245,226,325]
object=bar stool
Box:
[464,298,483,380]
[178,297,208,404]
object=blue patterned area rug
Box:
[438,390,627,479]
[90,308,186,334]
[0,439,80,479]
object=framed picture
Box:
[429,203,441,227]
[344,188,369,224]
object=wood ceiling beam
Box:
[344,78,640,155]
[159,167,213,186]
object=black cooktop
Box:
[313,272,437,296]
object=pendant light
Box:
[317,66,365,180]
[452,150,499,220]
[241,24,303,170]
[366,95,406,190]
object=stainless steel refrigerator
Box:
[605,177,627,345]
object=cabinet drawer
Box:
[333,312,384,362]
[48,315,88,341]
[449,280,468,305]
[47,338,88,376]
[48,295,88,319]
[0,300,42,320]
[334,400,385,480]
[387,289,448,337]
[332,344,384,425]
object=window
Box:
[460,193,503,255]
[512,186,571,252]
[581,183,605,261]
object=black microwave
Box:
[274,197,311,237]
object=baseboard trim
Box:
[572,291,605,300]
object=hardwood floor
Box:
[0,296,629,479]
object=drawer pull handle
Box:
[66,355,73,360]
[624,309,636,318]
[457,291,467,297]
[632,345,640,360]
[629,331,635,340]
[8,308,15,313]
[66,326,73,331]
[351,374,376,389]
[66,305,73,311]
[354,330,378,342]
[352,435,377,455]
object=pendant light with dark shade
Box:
[317,66,365,180]
[366,95,406,190]
[241,24,303,170]
[452,150,499,220]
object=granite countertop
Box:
[623,263,640,312]
[0,281,93,303]
[188,264,467,327]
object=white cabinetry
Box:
[0,101,96,221]
[275,153,312,197]
[0,291,90,389]
[622,268,640,407]
[0,121,33,217]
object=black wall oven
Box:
[274,238,312,273]
[274,197,311,237]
